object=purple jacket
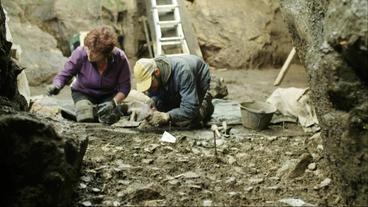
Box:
[53,46,131,98]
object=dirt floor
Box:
[31,65,341,206]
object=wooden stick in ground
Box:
[213,131,218,157]
[274,47,296,86]
[211,124,221,157]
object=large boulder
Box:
[184,0,293,69]
[8,20,67,86]
[0,113,88,207]
[280,0,368,205]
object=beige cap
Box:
[134,58,156,92]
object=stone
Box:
[320,178,332,188]
[182,171,200,179]
[225,177,237,185]
[122,183,164,203]
[168,180,180,185]
[144,144,160,153]
[227,156,237,165]
[249,177,264,185]
[265,185,281,191]
[288,153,313,179]
[308,163,317,171]
[277,159,297,177]
[91,188,101,193]
[142,159,154,164]
[80,176,92,183]
[278,198,315,207]
[244,186,254,192]
[30,96,60,117]
[81,201,92,207]
[79,183,87,189]
[314,178,332,190]
[203,199,213,207]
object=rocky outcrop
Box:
[280,0,368,205]
[184,0,293,69]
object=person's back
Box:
[168,55,210,93]
[152,55,212,127]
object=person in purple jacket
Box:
[48,26,131,124]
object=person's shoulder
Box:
[71,46,87,60]
[112,47,128,60]
[171,55,203,65]
[74,46,85,53]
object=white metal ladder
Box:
[150,0,190,57]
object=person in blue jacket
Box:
[133,55,213,128]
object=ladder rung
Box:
[160,36,184,42]
[153,5,178,13]
[160,41,183,46]
[158,20,181,28]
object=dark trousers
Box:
[71,90,113,105]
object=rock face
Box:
[280,0,368,205]
[1,3,87,206]
[0,5,27,110]
[184,0,293,69]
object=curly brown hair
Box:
[84,26,118,55]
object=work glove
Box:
[128,106,152,122]
[147,111,170,126]
[47,85,61,96]
[97,100,116,117]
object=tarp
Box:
[266,87,320,133]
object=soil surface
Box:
[31,65,341,206]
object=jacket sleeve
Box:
[52,47,83,88]
[116,52,131,96]
[167,68,199,123]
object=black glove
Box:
[47,85,61,96]
[97,100,116,117]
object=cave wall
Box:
[280,0,368,205]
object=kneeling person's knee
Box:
[75,99,95,122]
